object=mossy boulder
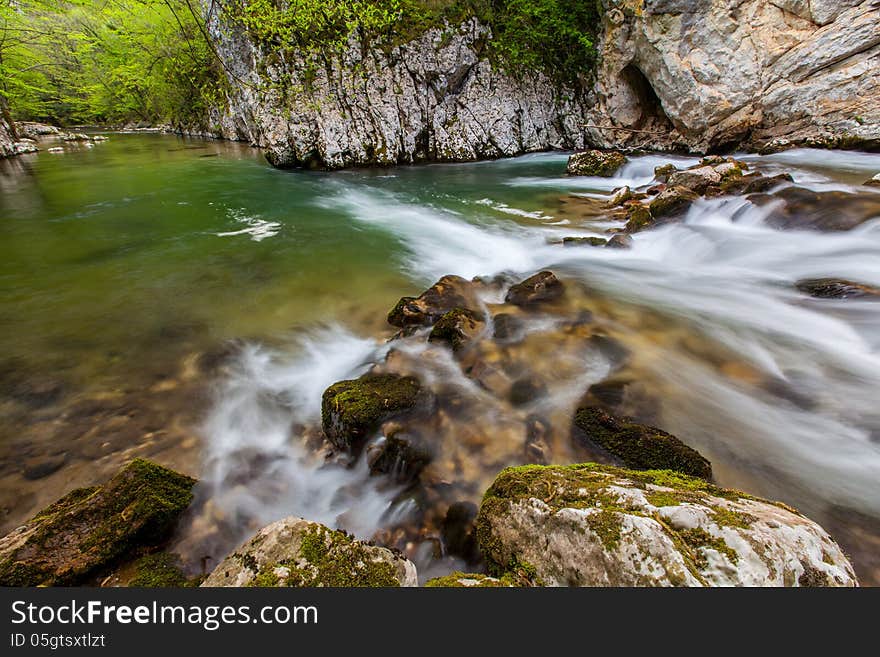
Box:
[129,552,192,588]
[322,373,423,452]
[562,236,608,247]
[425,572,514,587]
[624,204,654,233]
[475,463,858,587]
[648,186,699,219]
[566,150,627,177]
[505,271,564,306]
[0,458,195,586]
[387,275,479,328]
[428,307,485,352]
[573,407,712,480]
[795,278,880,300]
[202,517,417,587]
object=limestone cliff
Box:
[588,0,880,152]
[209,1,879,167]
[0,103,18,158]
[208,17,590,169]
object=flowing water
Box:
[2,135,879,583]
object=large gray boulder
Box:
[202,517,418,587]
[476,464,857,587]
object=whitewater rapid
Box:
[190,148,880,571]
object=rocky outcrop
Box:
[202,516,418,587]
[0,459,195,586]
[476,464,858,586]
[208,17,589,169]
[586,0,880,152]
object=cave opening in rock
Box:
[620,63,672,130]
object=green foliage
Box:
[219,0,602,84]
[0,0,223,126]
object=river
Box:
[1,134,879,584]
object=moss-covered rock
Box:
[475,463,858,587]
[648,186,699,218]
[566,150,627,177]
[321,373,423,452]
[0,458,195,586]
[425,572,514,587]
[623,204,654,233]
[562,236,608,247]
[505,271,564,306]
[653,163,677,182]
[129,552,192,588]
[387,275,479,328]
[795,278,880,300]
[202,517,417,587]
[428,307,485,352]
[572,407,712,480]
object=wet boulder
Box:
[562,236,608,247]
[321,373,423,453]
[566,150,627,177]
[428,307,485,352]
[573,407,712,480]
[202,517,417,587]
[505,271,564,306]
[606,233,634,249]
[0,458,196,586]
[648,186,700,219]
[795,278,880,300]
[667,166,722,194]
[367,432,432,483]
[475,464,858,587]
[653,163,677,183]
[624,204,654,233]
[387,275,479,328]
[757,187,880,231]
[865,174,880,187]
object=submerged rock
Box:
[476,464,858,587]
[202,517,417,587]
[606,233,634,249]
[491,313,524,341]
[321,373,423,453]
[648,186,699,219]
[387,275,479,328]
[0,458,195,586]
[573,407,712,479]
[566,150,627,177]
[795,278,880,300]
[428,307,485,352]
[505,271,564,306]
[441,501,480,564]
[756,187,880,231]
[562,236,608,247]
[367,432,432,483]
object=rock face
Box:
[476,464,858,587]
[208,17,588,169]
[202,517,418,587]
[0,106,16,158]
[586,0,880,152]
[0,459,195,586]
